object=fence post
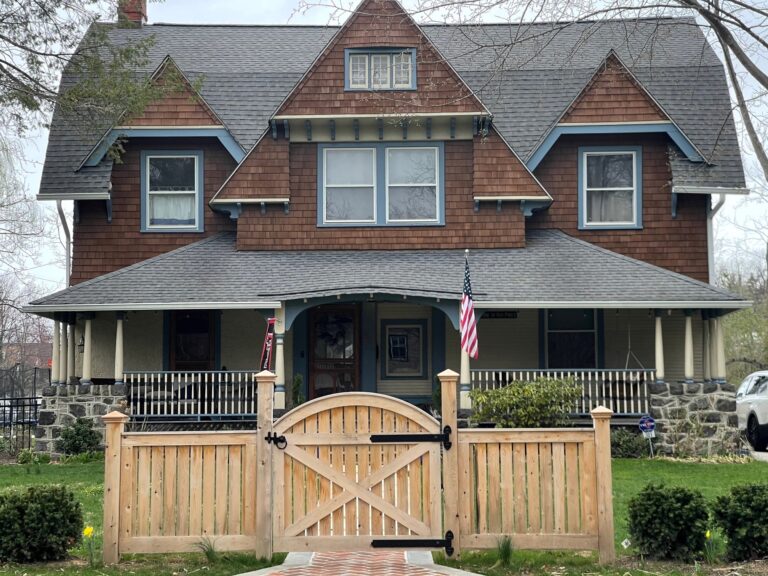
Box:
[255,370,275,559]
[102,411,128,565]
[591,406,615,564]
[438,369,460,557]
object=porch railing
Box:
[124,371,258,421]
[470,369,655,416]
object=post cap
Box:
[437,369,460,380]
[590,405,613,419]
[255,369,276,380]
[102,411,129,424]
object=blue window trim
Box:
[317,141,445,227]
[379,319,429,381]
[141,149,205,233]
[344,47,417,91]
[578,145,643,231]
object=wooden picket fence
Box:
[102,370,614,564]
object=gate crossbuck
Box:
[102,370,615,565]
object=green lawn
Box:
[0,457,766,575]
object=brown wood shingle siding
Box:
[235,141,526,251]
[70,138,236,285]
[123,74,220,127]
[215,136,290,201]
[530,133,709,282]
[277,0,484,117]
[473,130,547,198]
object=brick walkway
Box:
[240,551,481,576]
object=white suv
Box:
[736,371,768,451]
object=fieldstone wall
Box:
[649,380,739,455]
[35,384,127,456]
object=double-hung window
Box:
[345,48,416,90]
[579,146,642,229]
[319,143,443,226]
[141,151,204,232]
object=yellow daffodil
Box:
[705,530,711,540]
[83,526,94,539]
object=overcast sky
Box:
[19,0,766,293]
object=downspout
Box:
[707,194,726,285]
[56,200,71,286]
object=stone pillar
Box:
[273,308,286,413]
[114,313,125,384]
[67,323,76,384]
[51,320,61,385]
[654,310,665,383]
[702,313,711,382]
[684,310,694,383]
[81,316,93,385]
[59,321,69,386]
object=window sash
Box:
[323,148,377,224]
[145,154,199,229]
[582,151,637,226]
[384,324,425,378]
[371,54,391,89]
[386,147,439,223]
[393,53,412,88]
[349,54,369,89]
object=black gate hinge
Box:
[371,530,454,556]
[370,425,452,451]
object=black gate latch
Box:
[370,425,452,451]
[371,530,454,556]
[264,432,287,449]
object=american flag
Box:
[460,253,479,359]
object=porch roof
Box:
[26,231,747,315]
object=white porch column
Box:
[114,312,125,384]
[273,307,286,412]
[702,315,711,382]
[67,323,76,384]
[683,310,694,383]
[81,315,93,385]
[715,317,726,382]
[654,310,665,382]
[459,349,472,412]
[59,321,69,386]
[51,320,61,385]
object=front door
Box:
[169,310,215,371]
[309,305,360,398]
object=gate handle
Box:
[265,432,287,449]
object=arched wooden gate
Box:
[271,392,447,552]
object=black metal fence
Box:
[0,396,39,453]
[0,365,49,398]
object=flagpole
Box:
[459,249,472,416]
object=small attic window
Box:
[345,48,416,91]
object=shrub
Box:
[611,428,651,458]
[627,483,708,561]
[59,451,104,464]
[712,483,768,560]
[55,418,102,455]
[469,378,580,428]
[0,485,83,562]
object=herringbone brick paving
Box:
[266,551,451,575]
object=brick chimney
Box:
[118,0,147,26]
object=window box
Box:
[318,142,444,227]
[141,150,204,233]
[578,146,642,230]
[344,48,417,91]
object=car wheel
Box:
[747,416,768,451]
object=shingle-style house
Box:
[28,0,750,451]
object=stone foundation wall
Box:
[649,380,739,455]
[35,384,127,456]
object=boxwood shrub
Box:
[55,418,102,455]
[611,428,651,458]
[0,485,83,562]
[712,483,768,560]
[628,483,708,561]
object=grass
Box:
[0,461,282,575]
[0,457,766,574]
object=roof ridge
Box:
[538,229,741,300]
[30,234,229,305]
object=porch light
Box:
[77,335,85,354]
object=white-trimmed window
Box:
[142,151,203,232]
[579,147,642,229]
[345,49,416,90]
[386,147,439,222]
[322,148,376,223]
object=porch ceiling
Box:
[25,230,747,315]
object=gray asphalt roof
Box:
[27,230,746,311]
[39,17,745,198]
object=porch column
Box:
[273,307,286,413]
[114,312,125,384]
[81,314,93,385]
[59,321,69,386]
[702,313,711,382]
[683,310,694,383]
[709,318,720,382]
[67,322,76,384]
[459,349,472,413]
[51,320,61,385]
[714,317,726,382]
[654,310,665,383]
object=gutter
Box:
[707,194,726,284]
[56,201,71,286]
